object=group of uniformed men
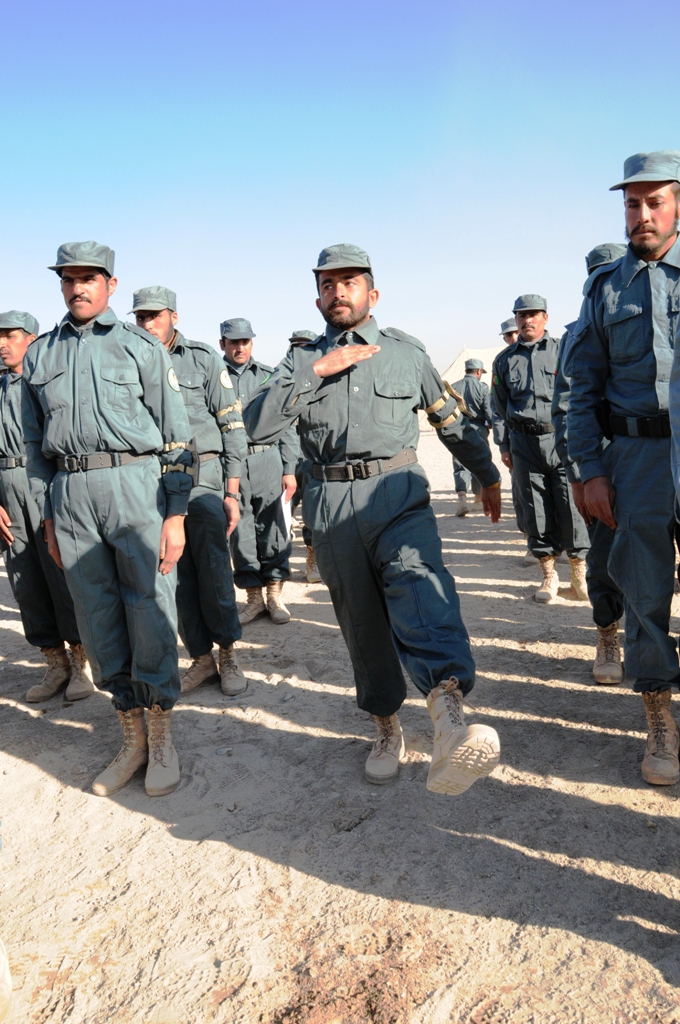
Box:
[1,147,679,799]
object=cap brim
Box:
[222,333,255,340]
[512,308,545,314]
[48,262,110,274]
[313,261,371,275]
[609,174,679,191]
[129,303,171,313]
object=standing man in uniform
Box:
[219,318,298,625]
[552,244,627,684]
[289,330,323,583]
[22,241,194,798]
[492,295,590,602]
[244,243,502,796]
[0,311,93,702]
[131,287,248,698]
[451,358,493,516]
[570,152,680,785]
[493,317,527,548]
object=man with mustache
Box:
[22,241,193,798]
[243,243,502,796]
[568,152,680,786]
[0,310,93,702]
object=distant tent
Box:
[420,345,504,431]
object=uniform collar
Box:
[224,355,252,376]
[517,330,552,349]
[60,306,119,336]
[620,235,680,288]
[325,315,380,347]
[168,330,185,353]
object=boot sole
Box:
[427,735,500,795]
[238,609,267,625]
[65,686,96,701]
[365,767,399,785]
[641,769,680,786]
[592,672,623,685]
[534,593,556,604]
[92,759,148,797]
[221,680,248,696]
[25,683,69,703]
[145,778,181,797]
[180,671,219,695]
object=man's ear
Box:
[107,275,118,297]
[368,289,380,310]
[315,297,322,314]
[171,311,179,327]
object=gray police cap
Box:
[512,294,547,313]
[220,317,255,340]
[289,329,318,344]
[465,358,486,373]
[610,150,680,191]
[313,243,372,275]
[0,310,39,336]
[585,243,627,274]
[130,286,177,314]
[499,317,517,335]
[48,240,115,277]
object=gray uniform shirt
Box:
[168,331,246,482]
[568,239,680,482]
[241,317,500,487]
[451,373,493,430]
[22,308,193,520]
[491,331,560,430]
[0,370,26,460]
[225,356,299,474]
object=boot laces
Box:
[442,680,465,727]
[71,645,87,669]
[220,647,237,672]
[600,625,619,663]
[648,698,669,750]
[113,712,138,763]
[148,708,169,765]
[374,715,396,752]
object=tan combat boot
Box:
[25,645,71,702]
[238,587,266,625]
[306,546,322,584]
[569,556,589,602]
[218,644,248,696]
[426,679,500,795]
[65,644,95,701]
[454,491,468,517]
[266,581,291,624]
[471,494,484,512]
[535,555,559,603]
[92,708,148,796]
[145,705,180,796]
[592,622,623,685]
[365,713,405,785]
[641,689,680,786]
[180,652,219,695]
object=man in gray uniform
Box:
[220,318,298,625]
[493,317,526,545]
[570,151,680,786]
[552,244,627,684]
[492,295,589,602]
[451,358,493,516]
[243,243,501,796]
[22,241,193,799]
[0,311,93,702]
[131,287,248,698]
[289,330,322,583]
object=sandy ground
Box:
[1,433,680,1024]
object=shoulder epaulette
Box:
[256,361,275,374]
[181,338,216,355]
[381,327,425,351]
[123,321,159,345]
[583,256,624,297]
[289,335,322,348]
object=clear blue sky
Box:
[3,0,679,369]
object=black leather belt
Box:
[609,414,671,439]
[56,452,153,472]
[247,444,272,454]
[511,422,555,436]
[0,456,26,469]
[312,448,418,482]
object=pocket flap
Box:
[28,367,65,387]
[604,302,642,326]
[374,377,417,399]
[176,373,204,389]
[101,365,139,385]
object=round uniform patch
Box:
[220,368,234,389]
[167,367,181,392]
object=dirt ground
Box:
[1,432,680,1023]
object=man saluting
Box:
[243,243,502,796]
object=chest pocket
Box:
[177,373,205,404]
[301,390,331,432]
[372,378,418,429]
[604,303,644,363]
[28,367,68,412]
[100,365,143,415]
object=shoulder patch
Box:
[220,368,234,389]
[167,367,181,392]
[381,327,425,351]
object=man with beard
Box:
[569,151,680,786]
[243,243,502,797]
[131,287,248,698]
[492,295,590,603]
[22,242,193,798]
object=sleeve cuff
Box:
[565,463,581,484]
[578,458,606,484]
[165,492,190,517]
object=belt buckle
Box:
[352,462,369,480]
[64,455,82,472]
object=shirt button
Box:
[81,399,88,405]
[352,422,359,428]
[649,261,657,269]
[81,369,87,375]
[353,386,359,392]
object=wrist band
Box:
[225,492,240,500]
